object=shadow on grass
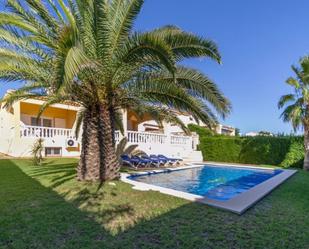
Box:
[0,159,308,249]
[27,161,77,189]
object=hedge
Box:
[189,125,304,168]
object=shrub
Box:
[199,137,242,162]
[188,124,214,137]
[190,125,304,168]
[239,137,291,166]
[281,137,304,168]
[31,138,44,166]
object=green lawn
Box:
[0,159,308,249]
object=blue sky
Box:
[1,1,309,134]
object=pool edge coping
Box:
[120,163,297,215]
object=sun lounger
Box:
[121,155,145,169]
[141,155,161,167]
[149,154,168,166]
[157,154,182,165]
[131,156,152,167]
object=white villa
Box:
[0,95,201,160]
[0,92,234,161]
[215,124,236,136]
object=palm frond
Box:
[149,26,221,63]
[286,77,300,89]
[57,0,76,28]
[280,103,303,131]
[36,94,68,120]
[114,110,124,134]
[46,0,65,23]
[108,0,144,57]
[139,67,231,117]
[126,76,218,127]
[0,12,37,33]
[278,94,296,109]
[24,0,59,32]
[117,32,176,75]
[123,144,139,156]
[115,137,128,159]
[279,57,309,131]
[0,90,43,109]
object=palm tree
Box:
[0,0,231,181]
[278,56,309,170]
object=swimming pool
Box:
[123,163,297,214]
[129,165,283,201]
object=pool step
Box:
[183,151,203,162]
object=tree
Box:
[0,0,231,181]
[258,131,273,136]
[235,128,240,136]
[278,56,309,170]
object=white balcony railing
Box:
[115,130,121,143]
[127,131,167,144]
[115,130,193,148]
[20,126,195,149]
[171,135,192,145]
[20,125,73,138]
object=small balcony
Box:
[20,125,73,138]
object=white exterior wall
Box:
[0,104,17,156]
[137,120,160,132]
[0,101,201,160]
[216,124,236,136]
[0,109,80,157]
[164,114,200,134]
[0,100,80,158]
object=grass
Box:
[0,159,309,249]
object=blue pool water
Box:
[129,165,283,201]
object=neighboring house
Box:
[245,132,259,137]
[175,113,236,136]
[215,124,236,136]
[245,131,273,137]
[0,94,202,161]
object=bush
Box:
[31,138,44,166]
[199,137,242,162]
[190,125,304,168]
[239,137,292,166]
[188,124,214,137]
[281,137,304,168]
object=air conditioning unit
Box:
[66,138,78,148]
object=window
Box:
[31,117,53,127]
[43,119,52,127]
[45,147,62,157]
[31,117,41,126]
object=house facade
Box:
[0,96,203,161]
[215,124,236,136]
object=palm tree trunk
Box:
[98,104,120,180]
[77,104,120,181]
[77,105,102,181]
[304,126,309,171]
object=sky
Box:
[1,0,309,134]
